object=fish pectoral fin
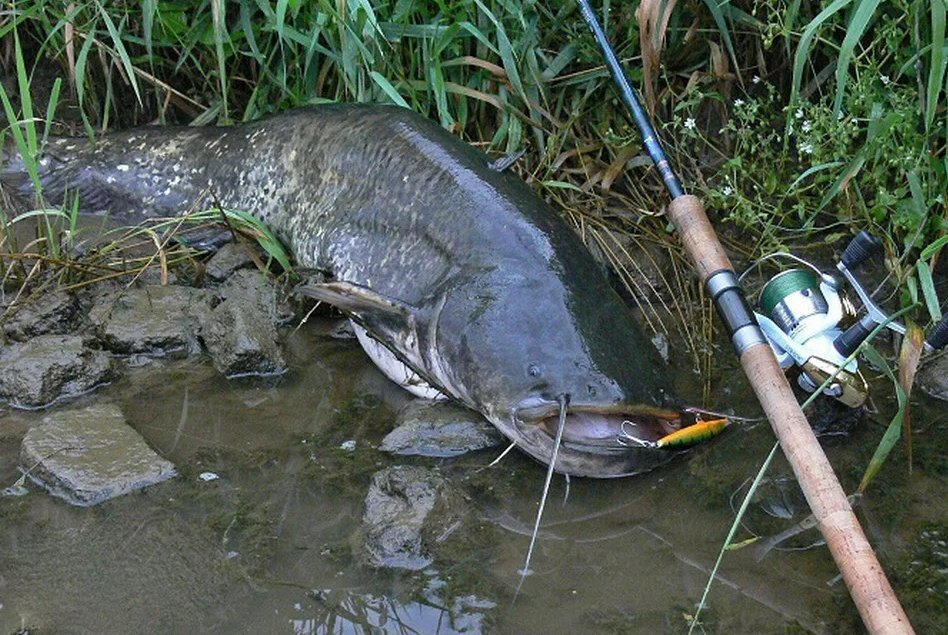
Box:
[295,281,412,317]
[487,149,525,172]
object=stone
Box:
[0,335,115,409]
[1,290,82,340]
[19,402,176,506]
[200,295,286,377]
[88,285,210,355]
[381,400,503,457]
[917,353,948,402]
[200,270,288,376]
[361,465,447,570]
[205,242,256,281]
[217,269,294,324]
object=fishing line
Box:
[514,393,569,600]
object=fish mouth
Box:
[501,401,684,478]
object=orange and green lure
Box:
[655,417,730,448]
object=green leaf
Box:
[788,0,853,133]
[95,1,143,106]
[834,0,883,115]
[473,0,526,100]
[857,345,907,493]
[789,161,844,190]
[369,71,409,108]
[701,0,740,78]
[917,261,942,322]
[927,0,947,131]
[920,234,948,259]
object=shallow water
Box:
[1,319,945,633]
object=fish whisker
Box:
[514,393,569,602]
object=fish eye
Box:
[528,364,542,378]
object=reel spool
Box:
[747,231,948,409]
[754,266,868,407]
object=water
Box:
[1,319,945,633]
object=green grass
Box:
[1,1,946,629]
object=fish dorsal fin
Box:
[295,281,413,317]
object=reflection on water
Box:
[0,319,945,633]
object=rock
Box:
[0,335,115,409]
[200,270,288,376]
[2,290,82,340]
[19,402,176,506]
[217,269,294,324]
[917,353,948,401]
[381,400,503,457]
[361,465,449,570]
[205,242,257,281]
[200,295,286,377]
[89,285,210,355]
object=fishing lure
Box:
[619,417,730,449]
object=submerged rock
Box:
[89,285,210,356]
[2,290,82,341]
[0,335,114,408]
[361,465,450,570]
[917,353,948,402]
[19,402,176,506]
[381,400,503,457]
[201,270,287,376]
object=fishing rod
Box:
[574,2,914,633]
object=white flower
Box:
[837,111,845,121]
[734,98,745,107]
[721,185,734,196]
[752,75,762,84]
[684,117,696,130]
[799,142,814,155]
[936,194,944,204]
[795,108,804,119]
[880,74,890,85]
[802,120,812,132]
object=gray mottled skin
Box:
[3,104,682,477]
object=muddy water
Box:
[0,319,945,633]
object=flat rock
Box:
[19,402,176,506]
[89,285,210,355]
[0,335,115,409]
[381,400,503,457]
[361,465,447,570]
[205,242,257,281]
[2,290,82,340]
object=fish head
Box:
[432,264,683,477]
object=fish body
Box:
[4,104,681,477]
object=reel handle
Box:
[927,313,948,351]
[834,315,876,358]
[841,231,883,270]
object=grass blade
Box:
[926,0,947,131]
[788,0,853,133]
[94,1,143,106]
[833,0,883,116]
[369,71,409,108]
[917,261,942,322]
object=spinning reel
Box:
[746,231,948,408]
